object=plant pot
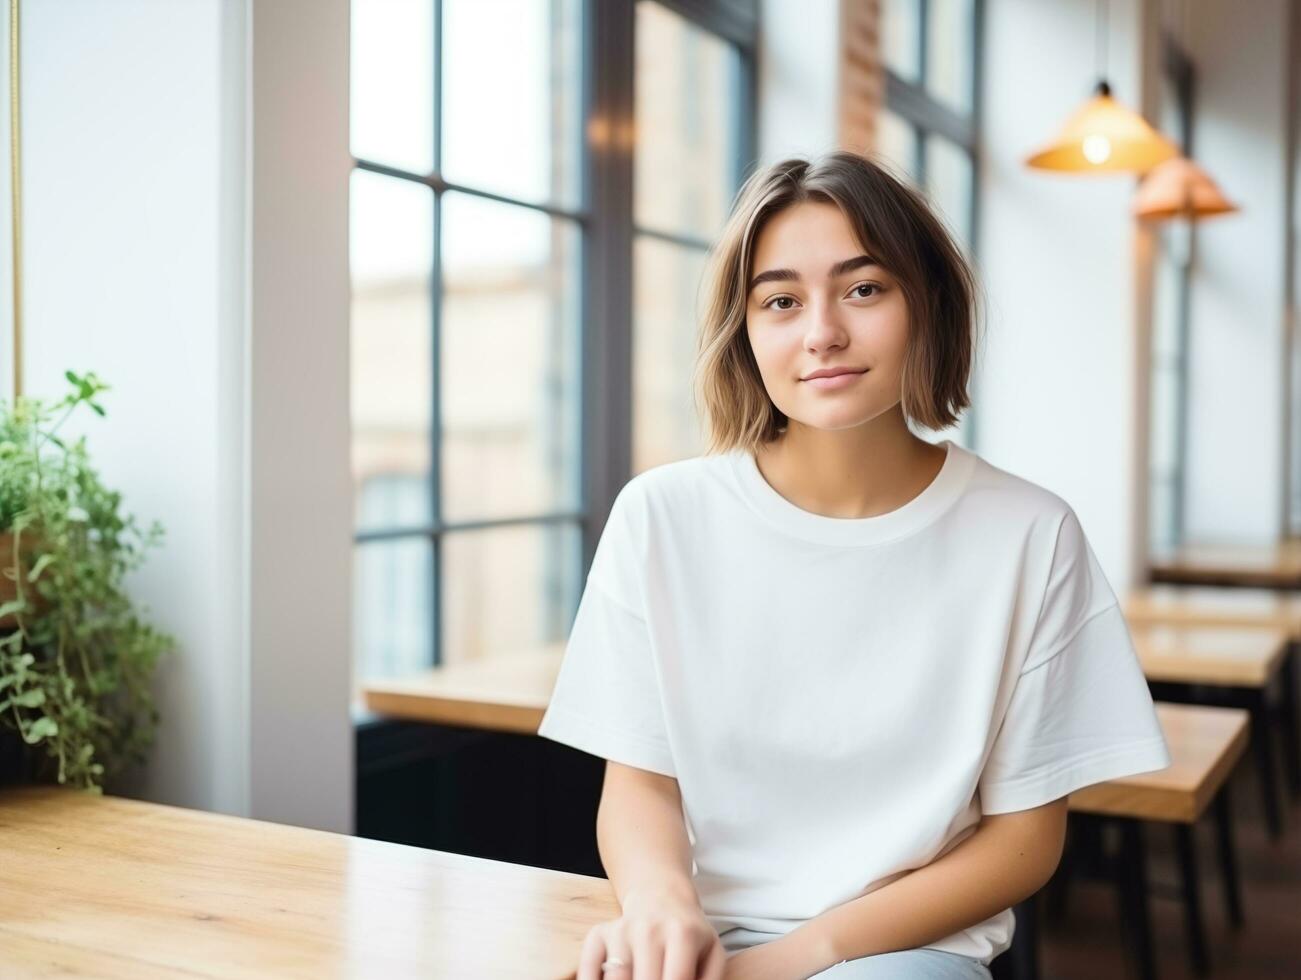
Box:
[0,529,50,630]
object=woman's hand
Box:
[575,887,726,980]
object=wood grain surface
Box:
[0,785,616,979]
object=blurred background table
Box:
[1147,540,1301,590]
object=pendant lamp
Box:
[1026,80,1179,173]
[1025,0,1179,174]
[1132,155,1239,220]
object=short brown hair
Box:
[692,150,982,455]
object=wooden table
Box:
[1130,623,1290,687]
[1147,539,1301,590]
[363,645,565,733]
[1128,621,1293,830]
[1069,703,1248,823]
[1125,584,1301,637]
[1124,611,1295,832]
[0,785,616,979]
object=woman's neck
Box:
[753,414,947,520]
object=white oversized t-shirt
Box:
[536,438,1172,964]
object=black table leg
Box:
[1279,647,1301,799]
[1115,818,1157,980]
[1248,690,1284,839]
[1174,822,1210,975]
[1212,782,1244,928]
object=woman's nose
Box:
[802,299,849,352]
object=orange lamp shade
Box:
[1132,155,1239,220]
[1026,80,1180,174]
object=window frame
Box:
[883,0,984,446]
[350,0,757,731]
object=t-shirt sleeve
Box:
[978,508,1172,815]
[536,482,677,778]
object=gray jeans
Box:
[720,927,993,979]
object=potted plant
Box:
[0,371,174,791]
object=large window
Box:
[878,0,981,445]
[349,0,755,703]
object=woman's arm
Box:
[773,797,1069,974]
[597,760,702,911]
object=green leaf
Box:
[89,402,106,417]
[29,553,55,580]
[0,598,25,619]
[23,716,58,742]
[12,688,45,708]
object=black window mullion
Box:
[582,0,636,578]
[430,0,445,666]
[885,72,975,149]
[916,121,928,189]
[651,0,758,48]
[1167,36,1195,547]
[734,34,759,185]
[353,158,591,223]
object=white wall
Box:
[14,0,250,814]
[0,5,12,384]
[756,0,840,163]
[5,0,352,834]
[1182,0,1293,543]
[975,0,1151,591]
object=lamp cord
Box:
[1096,0,1110,84]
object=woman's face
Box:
[744,201,909,433]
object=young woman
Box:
[537,151,1171,980]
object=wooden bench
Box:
[1017,703,1250,980]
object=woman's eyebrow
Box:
[747,254,881,293]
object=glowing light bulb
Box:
[1082,134,1112,165]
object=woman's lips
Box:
[802,369,867,389]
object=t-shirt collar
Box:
[726,439,977,547]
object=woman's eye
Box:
[851,283,881,299]
[765,296,797,311]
